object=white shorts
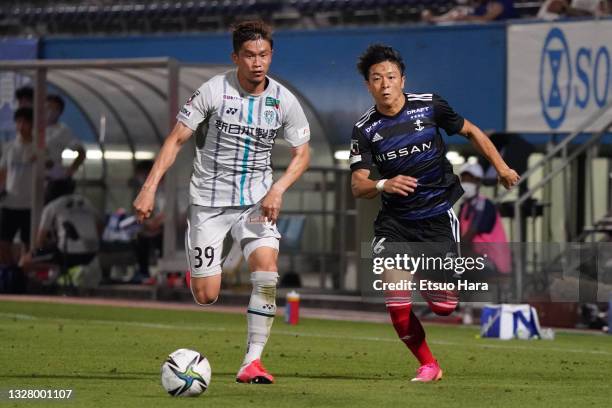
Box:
[185,203,281,278]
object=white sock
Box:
[243,271,278,366]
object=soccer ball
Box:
[161,348,211,397]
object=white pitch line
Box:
[1,313,611,357]
[0,312,37,320]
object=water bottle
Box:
[285,290,300,325]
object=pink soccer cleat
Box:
[411,362,443,382]
[236,359,275,384]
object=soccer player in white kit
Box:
[133,20,310,384]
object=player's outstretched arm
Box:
[261,143,310,223]
[133,121,193,222]
[67,145,86,177]
[351,169,417,199]
[459,119,520,190]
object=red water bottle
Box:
[285,290,300,325]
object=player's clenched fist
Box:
[261,186,283,224]
[498,168,520,190]
[383,175,418,197]
[133,188,155,222]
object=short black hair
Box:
[232,20,273,53]
[47,94,65,113]
[14,107,33,123]
[357,44,406,81]
[15,86,33,102]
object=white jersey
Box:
[0,137,35,210]
[39,194,99,254]
[177,70,310,207]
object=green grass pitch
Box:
[0,300,611,408]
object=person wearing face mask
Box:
[458,162,511,275]
[44,94,86,203]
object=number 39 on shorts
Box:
[194,246,214,268]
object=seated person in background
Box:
[45,94,86,203]
[130,159,188,284]
[131,160,164,284]
[537,0,608,19]
[0,107,36,265]
[423,0,516,23]
[20,179,101,272]
[421,0,474,23]
[133,207,164,284]
[468,0,517,21]
[458,163,511,275]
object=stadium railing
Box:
[496,100,612,301]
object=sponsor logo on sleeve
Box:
[298,126,310,139]
[350,139,360,155]
[185,90,200,105]
[179,107,192,118]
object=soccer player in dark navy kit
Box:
[350,45,520,382]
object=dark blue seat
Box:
[277,216,306,252]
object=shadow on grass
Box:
[0,372,394,384]
[271,373,392,381]
[118,371,237,377]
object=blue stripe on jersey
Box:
[248,97,264,204]
[239,96,256,205]
[239,137,251,205]
[212,79,229,206]
[247,96,255,125]
[415,164,444,183]
[389,199,451,220]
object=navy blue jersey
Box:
[350,93,465,220]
